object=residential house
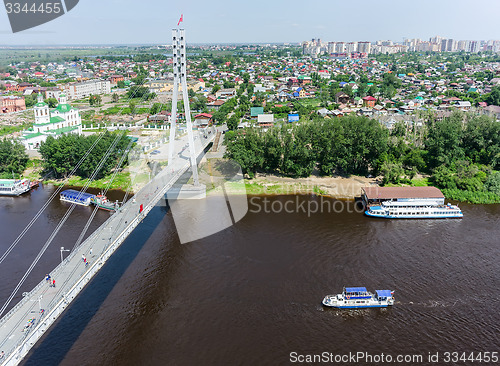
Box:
[250,107,264,118]
[257,114,274,130]
[362,96,376,108]
[292,87,306,99]
[288,113,299,123]
[317,108,333,117]
[455,101,471,111]
[193,113,212,128]
[0,96,26,113]
[207,100,225,110]
[483,105,500,120]
[335,91,350,104]
[215,88,236,99]
[109,75,124,84]
[62,79,111,100]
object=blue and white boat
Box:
[365,200,463,219]
[60,189,95,206]
[322,287,395,308]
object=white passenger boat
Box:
[322,287,394,308]
[365,200,463,219]
[0,179,31,196]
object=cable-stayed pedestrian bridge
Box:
[0,128,216,366]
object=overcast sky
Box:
[1,0,499,45]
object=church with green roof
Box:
[20,93,82,150]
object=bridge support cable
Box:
[72,138,134,250]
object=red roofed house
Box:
[362,96,377,108]
[193,113,212,128]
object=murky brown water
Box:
[1,186,499,365]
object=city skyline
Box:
[0,0,499,45]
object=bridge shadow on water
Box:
[21,200,171,366]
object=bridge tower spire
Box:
[168,27,200,186]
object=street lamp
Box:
[60,247,70,263]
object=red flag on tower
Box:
[177,14,183,26]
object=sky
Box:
[0,0,500,45]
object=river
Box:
[0,185,499,365]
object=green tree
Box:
[484,171,500,196]
[112,93,119,103]
[46,97,58,108]
[212,84,221,94]
[431,165,457,189]
[227,115,239,131]
[89,95,102,106]
[425,113,464,169]
[0,139,28,177]
[224,129,264,177]
[127,86,152,100]
[343,85,354,98]
[461,114,500,168]
[485,86,500,106]
[39,132,131,179]
[223,80,235,89]
[24,94,37,108]
[367,85,378,97]
[150,103,162,115]
[129,101,136,115]
[191,96,207,111]
[381,161,404,185]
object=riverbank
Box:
[244,174,379,199]
[42,172,132,191]
[243,174,500,204]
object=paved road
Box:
[0,128,215,366]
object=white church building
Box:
[20,93,82,150]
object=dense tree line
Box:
[224,115,388,178]
[0,139,28,178]
[39,132,131,179]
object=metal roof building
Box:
[362,186,445,205]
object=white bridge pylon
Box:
[168,28,200,186]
